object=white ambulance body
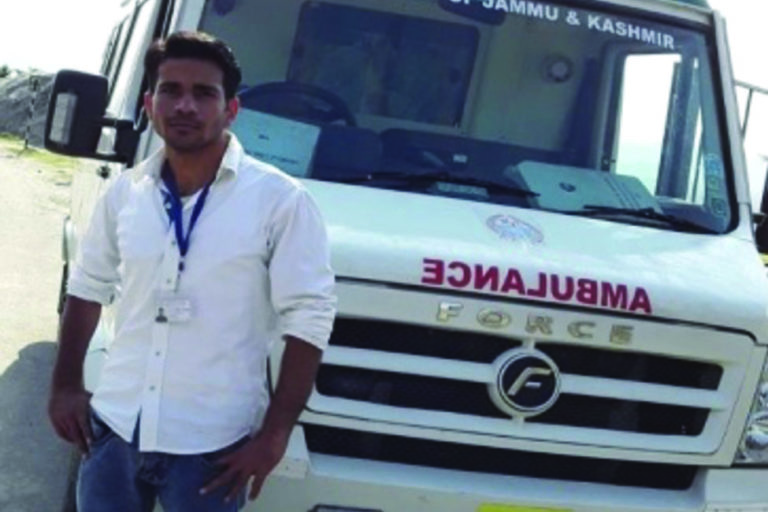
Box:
[46,0,768,510]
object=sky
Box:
[0,0,122,73]
[708,0,768,89]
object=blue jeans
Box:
[77,411,249,512]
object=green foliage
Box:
[0,133,79,171]
[0,65,9,79]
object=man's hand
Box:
[48,387,93,454]
[200,429,290,503]
[49,295,101,455]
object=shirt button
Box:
[149,385,156,391]
[155,351,161,357]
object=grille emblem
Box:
[490,349,562,417]
[507,367,552,396]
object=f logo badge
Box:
[506,367,553,397]
[489,349,561,417]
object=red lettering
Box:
[629,287,653,314]
[601,282,629,310]
[421,258,651,315]
[447,261,472,288]
[551,275,575,301]
[576,279,598,305]
[526,273,548,298]
[500,269,526,295]
[422,258,445,285]
[474,265,500,291]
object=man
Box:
[48,31,336,511]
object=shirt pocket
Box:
[193,213,269,267]
[115,197,167,261]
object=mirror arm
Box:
[94,117,141,164]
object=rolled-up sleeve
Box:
[268,186,336,350]
[67,182,121,305]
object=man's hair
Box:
[144,31,242,100]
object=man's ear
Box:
[143,91,155,120]
[225,96,240,126]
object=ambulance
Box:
[45,0,768,510]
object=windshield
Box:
[200,0,732,234]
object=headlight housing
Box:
[736,360,768,464]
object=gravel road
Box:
[0,138,81,512]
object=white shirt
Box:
[67,135,336,454]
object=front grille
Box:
[316,365,709,435]
[318,366,504,418]
[330,317,518,363]
[543,343,722,389]
[330,319,722,389]
[313,318,726,438]
[305,284,754,472]
[527,394,707,435]
[304,425,697,490]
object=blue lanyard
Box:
[160,162,214,272]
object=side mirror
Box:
[45,70,140,164]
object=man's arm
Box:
[202,184,335,502]
[201,335,322,502]
[258,335,323,444]
[48,295,102,453]
[49,176,121,453]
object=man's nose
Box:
[174,93,197,113]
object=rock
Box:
[0,72,54,148]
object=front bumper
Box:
[248,428,768,512]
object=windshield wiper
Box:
[331,171,539,197]
[556,205,718,234]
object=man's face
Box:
[144,58,238,153]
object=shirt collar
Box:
[137,132,244,183]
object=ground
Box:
[0,134,85,512]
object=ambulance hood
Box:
[305,181,768,340]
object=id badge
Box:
[155,292,194,323]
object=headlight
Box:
[736,367,768,464]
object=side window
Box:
[610,47,730,228]
[106,0,158,119]
[738,84,768,209]
[101,17,128,81]
[613,54,681,195]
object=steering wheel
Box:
[238,81,357,127]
